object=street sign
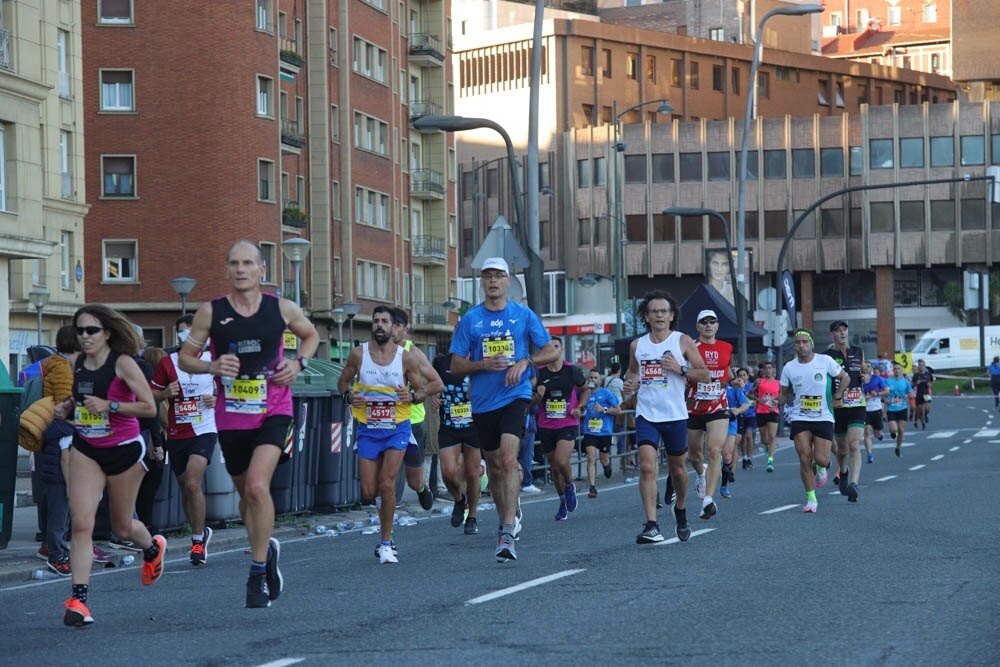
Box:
[758,287,776,310]
[471,216,529,271]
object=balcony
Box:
[413,301,448,326]
[410,168,445,200]
[279,38,305,67]
[282,200,307,228]
[281,118,306,148]
[411,235,446,265]
[409,99,442,123]
[0,27,10,70]
[408,33,444,66]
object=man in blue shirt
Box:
[582,369,621,498]
[450,257,559,562]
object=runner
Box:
[623,290,710,543]
[581,369,621,498]
[534,337,589,520]
[911,359,934,429]
[885,362,914,458]
[990,356,1000,412]
[722,373,750,499]
[749,362,780,472]
[179,240,319,608]
[432,351,482,535]
[736,368,757,471]
[777,328,850,513]
[449,258,558,562]
[861,361,888,464]
[824,320,866,502]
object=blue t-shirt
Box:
[583,387,620,436]
[990,362,1000,377]
[450,300,551,413]
[726,386,748,420]
[885,377,912,412]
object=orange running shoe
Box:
[63,598,94,627]
[141,535,166,586]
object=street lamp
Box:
[331,307,347,362]
[467,154,519,265]
[280,237,311,307]
[612,99,673,337]
[662,207,740,315]
[169,276,197,316]
[735,3,824,369]
[341,300,361,349]
[413,114,543,315]
[28,288,50,344]
[442,298,472,318]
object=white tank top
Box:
[359,343,406,388]
[635,330,688,423]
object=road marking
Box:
[909,464,926,471]
[964,439,973,444]
[875,475,897,482]
[974,429,999,438]
[760,504,800,514]
[654,528,714,545]
[931,454,945,461]
[254,660,305,667]
[927,431,957,439]
[465,569,585,605]
[949,446,960,451]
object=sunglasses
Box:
[698,318,718,325]
[75,326,104,336]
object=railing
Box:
[0,28,10,70]
[408,33,444,62]
[279,38,304,66]
[61,171,73,199]
[413,301,448,325]
[409,99,442,119]
[412,235,446,261]
[281,118,306,147]
[410,168,445,195]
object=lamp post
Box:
[341,301,361,349]
[735,3,824,369]
[662,207,740,316]
[413,114,542,316]
[331,307,347,362]
[612,99,673,337]
[280,237,311,307]
[28,288,50,344]
[467,154,519,265]
[442,298,472,319]
[169,276,197,316]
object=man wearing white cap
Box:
[685,308,733,521]
[449,257,559,562]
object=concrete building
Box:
[81,0,456,357]
[1,0,88,376]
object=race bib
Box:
[842,387,865,408]
[449,402,472,427]
[695,381,724,401]
[224,378,268,414]
[545,399,568,420]
[75,406,111,438]
[800,395,822,419]
[587,418,604,433]
[481,335,515,365]
[365,401,397,429]
[174,398,203,424]
[890,395,904,408]
[639,359,667,387]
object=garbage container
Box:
[204,445,239,522]
[0,364,24,550]
[315,373,362,510]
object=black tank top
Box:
[210,294,286,376]
[74,351,120,402]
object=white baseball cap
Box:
[480,257,510,275]
[697,309,718,322]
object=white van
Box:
[910,326,1000,370]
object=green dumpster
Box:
[0,361,24,550]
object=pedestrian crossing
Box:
[926,429,998,439]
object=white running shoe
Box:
[803,499,818,513]
[520,484,542,494]
[696,474,707,499]
[815,465,829,488]
[378,543,398,564]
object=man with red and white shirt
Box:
[151,329,217,566]
[685,309,733,521]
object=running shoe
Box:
[245,573,271,608]
[265,537,283,601]
[636,523,665,544]
[464,517,478,535]
[895,446,901,458]
[63,598,94,626]
[378,543,399,564]
[92,545,112,564]
[555,501,568,521]
[868,453,874,464]
[766,459,773,473]
[720,486,732,499]
[140,535,166,586]
[495,532,517,562]
[520,484,542,494]
[700,500,718,520]
[833,473,840,487]
[815,465,829,488]
[451,494,467,528]
[564,482,578,512]
[802,499,818,513]
[588,485,598,498]
[372,540,398,558]
[190,526,212,566]
[47,556,71,577]
[417,486,435,511]
[741,459,748,470]
[514,504,522,539]
[603,463,612,479]
[728,470,736,483]
[747,459,754,471]
[108,536,141,552]
[36,544,49,561]
[846,482,859,503]
[838,468,850,496]
[665,477,676,506]
[674,507,691,542]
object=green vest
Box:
[403,340,425,424]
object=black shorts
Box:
[218,414,293,477]
[915,390,929,406]
[538,426,580,455]
[166,432,217,477]
[404,420,427,468]
[582,434,612,453]
[756,412,779,427]
[865,411,883,431]
[833,407,867,435]
[687,411,729,431]
[473,398,529,452]
[742,416,756,431]
[790,420,834,442]
[72,435,146,476]
[886,409,909,423]
[437,426,478,450]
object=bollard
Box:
[954,384,960,396]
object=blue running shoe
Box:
[555,501,568,521]
[564,482,578,512]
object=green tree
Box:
[943,281,967,324]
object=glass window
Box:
[992,134,1000,165]
[652,214,675,242]
[577,218,591,246]
[763,210,786,238]
[793,210,816,239]
[689,61,699,90]
[899,201,924,231]
[581,46,593,76]
[680,215,702,241]
[870,139,894,169]
[99,0,132,23]
[930,136,954,167]
[576,159,591,187]
[625,214,647,242]
[743,210,759,239]
[894,270,920,306]
[840,272,876,308]
[821,148,843,177]
[712,65,724,92]
[744,150,758,180]
[900,138,923,168]
[961,198,986,229]
[679,153,702,182]
[763,150,785,180]
[101,70,134,111]
[814,275,839,309]
[821,209,845,237]
[960,136,985,166]
[624,155,647,183]
[849,146,862,175]
[593,157,607,186]
[651,154,674,182]
[103,240,136,281]
[929,200,954,230]
[870,202,894,232]
[791,149,815,178]
[102,156,135,197]
[707,152,730,181]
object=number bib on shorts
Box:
[639,359,667,387]
[449,402,472,427]
[365,401,397,429]
[842,387,865,408]
[75,406,111,438]
[587,418,603,432]
[546,399,568,420]
[224,378,268,414]
[800,395,822,419]
[174,398,204,424]
[481,335,515,365]
[695,381,724,401]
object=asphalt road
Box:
[1,396,997,666]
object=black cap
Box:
[829,320,848,331]
[391,307,408,327]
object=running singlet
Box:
[583,387,619,436]
[755,378,780,415]
[824,345,866,408]
[863,374,887,412]
[779,354,843,423]
[449,301,551,413]
[686,339,732,414]
[433,353,472,434]
[209,293,292,430]
[351,343,412,429]
[634,331,688,423]
[885,377,912,411]
[537,362,586,429]
[72,352,140,447]
[912,370,934,396]
[152,351,217,439]
[402,340,426,424]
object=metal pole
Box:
[471,156,479,261]
[980,271,987,369]
[527,0,544,312]
[180,295,188,317]
[36,308,43,343]
[292,261,302,306]
[336,321,344,362]
[613,99,623,338]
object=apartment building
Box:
[1,0,88,375]
[81,0,455,356]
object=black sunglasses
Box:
[75,326,103,336]
[698,318,718,324]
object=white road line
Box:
[654,528,714,545]
[927,431,957,439]
[760,504,800,515]
[964,439,973,444]
[990,440,1000,443]
[254,659,305,667]
[931,454,945,461]
[974,429,1000,437]
[875,475,897,482]
[949,446,960,451]
[909,464,926,471]
[465,569,586,606]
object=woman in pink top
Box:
[749,361,781,472]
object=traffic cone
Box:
[954,384,960,396]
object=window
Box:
[821,148,844,177]
[256,76,272,116]
[960,136,985,166]
[578,218,592,247]
[576,159,591,187]
[924,3,937,23]
[731,68,740,95]
[353,37,388,84]
[581,104,594,128]
[602,48,612,78]
[707,152,729,181]
[775,67,800,83]
[60,131,72,199]
[870,139,894,169]
[356,260,392,300]
[100,70,134,111]
[930,200,954,230]
[353,112,389,156]
[993,135,1000,165]
[541,272,568,317]
[962,199,986,230]
[99,0,132,23]
[900,138,924,168]
[57,30,70,98]
[679,153,701,182]
[329,27,338,65]
[757,71,769,99]
[0,125,5,210]
[763,150,786,179]
[652,214,674,242]
[593,157,607,186]
[792,149,814,178]
[60,232,72,289]
[646,55,656,84]
[709,28,724,42]
[331,180,341,219]
[821,209,845,237]
[330,105,339,142]
[354,186,390,229]
[888,6,901,25]
[899,201,925,232]
[849,146,863,175]
[744,150,759,180]
[671,59,682,87]
[689,61,699,90]
[818,79,829,106]
[580,46,593,76]
[931,53,940,73]
[651,154,674,182]
[101,156,135,197]
[712,65,724,92]
[256,0,271,31]
[258,159,274,201]
[929,136,954,167]
[103,240,136,281]
[871,202,895,232]
[626,53,637,80]
[764,210,787,239]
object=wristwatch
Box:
[680,365,689,376]
[296,355,310,369]
[109,400,120,414]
